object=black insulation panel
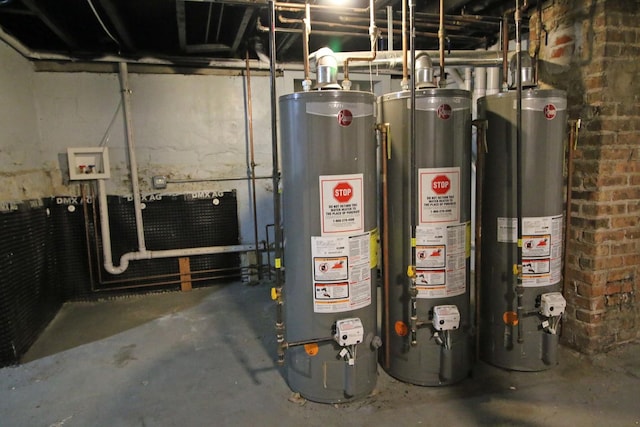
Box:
[0,200,60,367]
[0,190,241,367]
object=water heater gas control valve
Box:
[334,318,364,347]
[432,305,460,331]
[540,292,566,317]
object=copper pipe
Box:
[438,0,446,87]
[245,52,262,279]
[302,3,311,88]
[379,123,391,369]
[343,0,377,87]
[563,120,580,296]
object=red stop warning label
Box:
[431,175,451,195]
[543,104,557,120]
[338,109,353,127]
[333,182,353,203]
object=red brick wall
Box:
[530,0,640,353]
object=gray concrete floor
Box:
[1,281,639,427]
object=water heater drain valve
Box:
[334,318,364,346]
[432,305,460,331]
[539,292,566,317]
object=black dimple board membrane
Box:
[93,191,240,292]
[0,201,60,367]
[0,191,241,366]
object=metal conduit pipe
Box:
[514,0,527,344]
[268,0,286,365]
[402,0,408,89]
[409,0,418,347]
[166,175,273,184]
[245,53,262,279]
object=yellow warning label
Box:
[466,222,471,258]
[411,237,416,247]
[275,258,281,269]
[370,228,379,269]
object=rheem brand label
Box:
[320,174,364,235]
[437,104,452,120]
[337,109,353,127]
[544,104,557,120]
[419,167,460,224]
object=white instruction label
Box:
[415,223,467,299]
[311,232,372,313]
[419,167,460,224]
[522,215,563,287]
[497,217,518,243]
[319,174,364,235]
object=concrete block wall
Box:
[530,0,640,353]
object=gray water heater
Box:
[478,89,567,371]
[378,88,472,385]
[279,90,379,403]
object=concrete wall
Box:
[0,37,278,243]
[34,69,276,244]
[0,43,52,201]
[530,0,640,353]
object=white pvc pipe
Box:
[98,180,255,275]
[96,64,257,275]
[311,49,513,71]
[386,5,393,51]
[118,62,147,252]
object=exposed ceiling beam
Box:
[422,0,470,15]
[185,0,267,5]
[96,0,136,51]
[21,0,80,50]
[184,43,231,53]
[176,0,188,51]
[230,7,256,53]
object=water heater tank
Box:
[378,88,472,385]
[478,89,567,371]
[279,90,378,403]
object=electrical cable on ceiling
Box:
[86,0,121,51]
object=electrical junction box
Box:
[334,318,364,346]
[540,292,566,317]
[67,147,110,180]
[432,305,460,331]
